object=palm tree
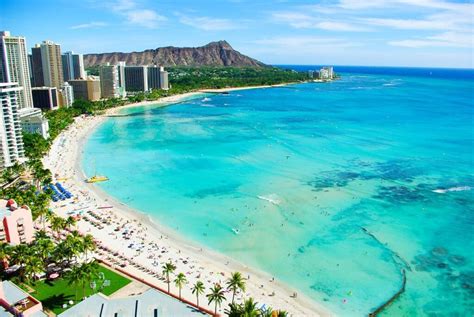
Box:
[227,271,246,303]
[68,261,100,300]
[50,216,65,239]
[191,280,205,307]
[277,311,289,317]
[82,234,96,260]
[68,264,87,300]
[10,244,32,281]
[225,302,242,317]
[34,229,49,240]
[207,283,226,315]
[65,216,77,231]
[174,272,187,299]
[162,262,176,293]
[242,297,259,317]
[24,256,43,282]
[0,242,11,271]
[34,237,55,263]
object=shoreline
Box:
[43,86,333,316]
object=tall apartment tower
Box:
[147,66,161,90]
[0,83,25,168]
[99,64,125,99]
[117,61,126,91]
[0,31,33,109]
[159,66,169,90]
[39,40,63,89]
[60,82,74,107]
[30,45,44,87]
[62,51,85,81]
[124,66,148,92]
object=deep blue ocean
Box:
[84,66,474,316]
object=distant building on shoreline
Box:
[317,66,334,80]
[0,83,25,168]
[0,31,34,109]
[32,86,59,110]
[69,76,101,101]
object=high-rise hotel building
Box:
[0,83,25,168]
[30,40,64,89]
[124,66,148,92]
[62,51,85,81]
[99,63,126,99]
[39,40,63,89]
[0,31,33,109]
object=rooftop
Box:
[58,288,207,317]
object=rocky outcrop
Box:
[84,41,265,67]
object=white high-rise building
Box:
[0,83,25,168]
[60,82,74,107]
[159,66,169,90]
[0,31,33,109]
[99,63,125,99]
[117,61,126,91]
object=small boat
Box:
[232,228,240,235]
[86,175,109,183]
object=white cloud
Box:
[272,12,371,32]
[254,36,359,50]
[110,0,166,29]
[389,32,474,48]
[363,17,450,30]
[70,21,107,29]
[178,14,240,31]
[126,9,167,28]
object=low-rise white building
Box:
[19,107,49,139]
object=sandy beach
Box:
[43,88,333,317]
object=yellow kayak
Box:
[86,175,109,183]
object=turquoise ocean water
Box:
[83,69,474,316]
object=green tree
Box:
[242,297,259,317]
[0,242,11,271]
[68,261,100,300]
[50,216,66,239]
[34,237,55,263]
[24,256,43,282]
[162,261,176,293]
[191,280,205,307]
[82,234,96,260]
[227,271,246,303]
[10,244,32,281]
[65,216,77,231]
[174,272,187,299]
[207,283,226,315]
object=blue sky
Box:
[1,0,473,67]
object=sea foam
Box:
[432,186,472,194]
[257,194,282,205]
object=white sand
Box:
[43,90,333,316]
